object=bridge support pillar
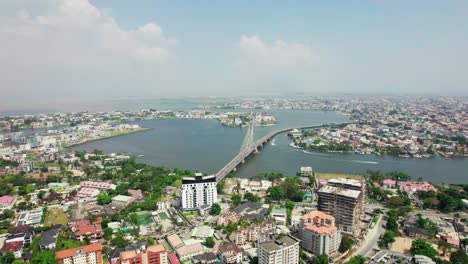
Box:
[254,147,259,153]
[241,159,245,163]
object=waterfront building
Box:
[299,211,341,255]
[181,175,217,210]
[56,243,103,264]
[257,235,300,264]
[300,167,314,177]
[318,183,363,235]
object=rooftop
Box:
[176,243,203,257]
[304,224,338,234]
[259,235,299,253]
[328,178,363,187]
[56,243,102,259]
[300,210,335,222]
[219,242,242,254]
[318,185,361,199]
[182,175,216,184]
[191,225,214,238]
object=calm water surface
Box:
[73,110,468,183]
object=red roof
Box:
[218,242,242,254]
[168,253,180,264]
[56,243,102,259]
[74,224,102,236]
[0,195,15,206]
[1,241,23,252]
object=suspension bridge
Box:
[215,122,355,183]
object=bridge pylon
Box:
[240,121,255,152]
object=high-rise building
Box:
[317,179,363,235]
[181,175,217,210]
[258,235,300,264]
[119,244,167,264]
[299,210,341,255]
[56,243,103,264]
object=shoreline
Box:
[63,127,152,149]
[288,143,467,160]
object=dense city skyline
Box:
[1,0,468,109]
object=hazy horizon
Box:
[1,0,467,106]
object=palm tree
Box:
[437,239,450,257]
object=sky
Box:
[0,0,467,108]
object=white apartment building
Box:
[181,175,217,210]
[299,211,341,255]
[56,243,102,264]
[258,235,300,264]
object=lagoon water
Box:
[73,110,468,183]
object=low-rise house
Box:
[74,223,103,243]
[0,195,17,211]
[405,226,431,239]
[270,207,287,225]
[218,242,242,264]
[193,252,219,264]
[17,208,43,226]
[168,253,180,264]
[77,187,100,200]
[40,226,61,250]
[191,225,214,239]
[1,241,24,259]
[8,225,34,245]
[112,195,135,209]
[127,189,144,201]
[167,234,184,250]
[80,181,116,190]
[176,243,204,261]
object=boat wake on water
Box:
[299,149,379,164]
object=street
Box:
[351,215,386,258]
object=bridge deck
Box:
[215,122,354,182]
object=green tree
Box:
[97,194,111,205]
[244,192,260,203]
[231,194,242,207]
[31,250,57,264]
[437,239,450,257]
[345,255,366,264]
[111,235,129,248]
[381,230,396,248]
[249,256,258,264]
[339,236,354,253]
[205,237,215,248]
[450,250,468,264]
[130,213,139,225]
[146,237,155,245]
[266,186,285,201]
[411,239,437,260]
[311,254,329,264]
[103,227,113,240]
[210,203,221,215]
[0,252,15,264]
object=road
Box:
[352,215,386,258]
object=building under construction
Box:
[317,178,365,236]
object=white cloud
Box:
[239,35,312,66]
[0,0,174,66]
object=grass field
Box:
[316,172,364,180]
[44,209,68,226]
